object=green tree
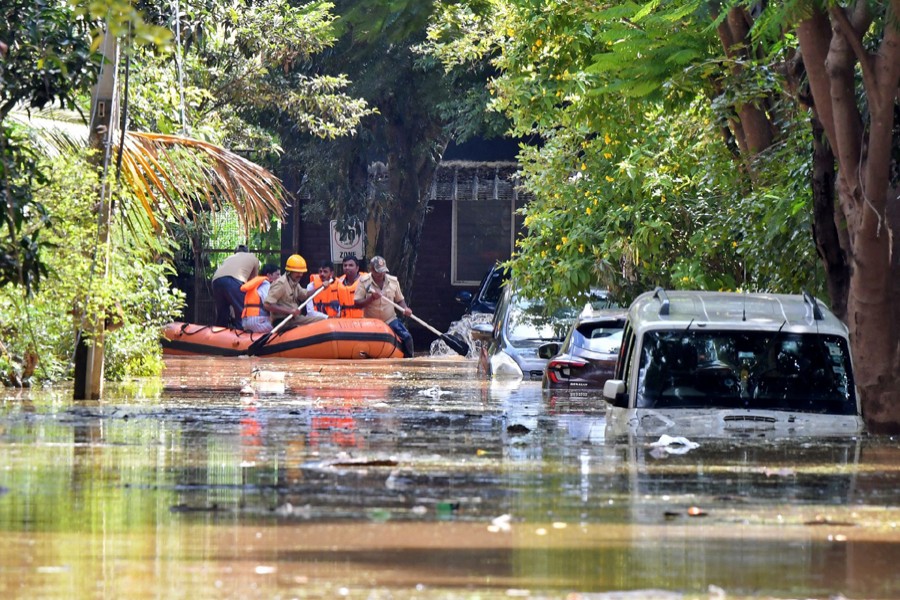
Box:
[425,0,899,430]
[2,0,375,384]
[0,146,185,385]
[0,0,96,292]
[285,0,505,291]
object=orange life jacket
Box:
[240,276,268,318]
[336,273,366,318]
[309,274,343,317]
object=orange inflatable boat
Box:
[162,318,405,359]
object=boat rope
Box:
[176,323,260,340]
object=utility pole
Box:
[73,28,118,400]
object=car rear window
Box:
[573,323,624,353]
[507,299,577,342]
[481,269,507,305]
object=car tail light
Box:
[546,358,587,384]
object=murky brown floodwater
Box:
[1,355,899,599]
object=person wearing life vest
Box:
[308,260,341,318]
[264,254,327,328]
[240,263,280,332]
[336,255,366,318]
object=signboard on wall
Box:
[329,220,364,264]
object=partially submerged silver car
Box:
[474,286,616,381]
[603,289,865,437]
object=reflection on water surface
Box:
[0,356,898,599]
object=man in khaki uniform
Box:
[354,256,414,357]
[264,254,327,329]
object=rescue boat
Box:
[162,318,405,359]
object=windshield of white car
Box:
[634,330,856,414]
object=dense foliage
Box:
[0,0,372,385]
[422,0,833,308]
[284,0,509,289]
[0,145,184,384]
[424,0,900,430]
[0,0,96,294]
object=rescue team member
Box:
[308,260,340,318]
[263,254,327,329]
[337,255,366,318]
[240,263,280,332]
[307,256,367,318]
[211,245,259,328]
[353,256,414,357]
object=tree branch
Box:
[796,10,836,145]
[828,4,878,109]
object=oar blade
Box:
[246,332,272,355]
[440,333,470,357]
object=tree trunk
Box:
[809,117,850,320]
[372,105,447,300]
[714,6,775,157]
[796,3,900,432]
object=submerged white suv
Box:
[602,289,865,437]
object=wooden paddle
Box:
[377,296,470,357]
[247,279,331,355]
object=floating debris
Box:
[239,379,256,398]
[649,435,700,455]
[169,503,224,513]
[761,467,796,477]
[331,458,399,468]
[250,368,286,395]
[488,513,512,533]
[418,385,452,398]
[804,515,856,527]
[507,423,531,435]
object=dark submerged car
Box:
[455,263,508,315]
[541,308,628,391]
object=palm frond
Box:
[121,132,287,232]
[8,109,288,234]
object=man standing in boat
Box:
[264,254,327,329]
[353,256,414,357]
[211,245,259,329]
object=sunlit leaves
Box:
[0,148,185,382]
[0,0,97,120]
[127,0,374,146]
[75,0,172,50]
[423,0,827,308]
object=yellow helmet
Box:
[285,254,307,273]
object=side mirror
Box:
[470,322,494,342]
[455,291,473,306]
[538,342,560,359]
[603,379,629,408]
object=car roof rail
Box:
[802,290,824,320]
[653,287,670,316]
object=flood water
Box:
[1,355,899,599]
